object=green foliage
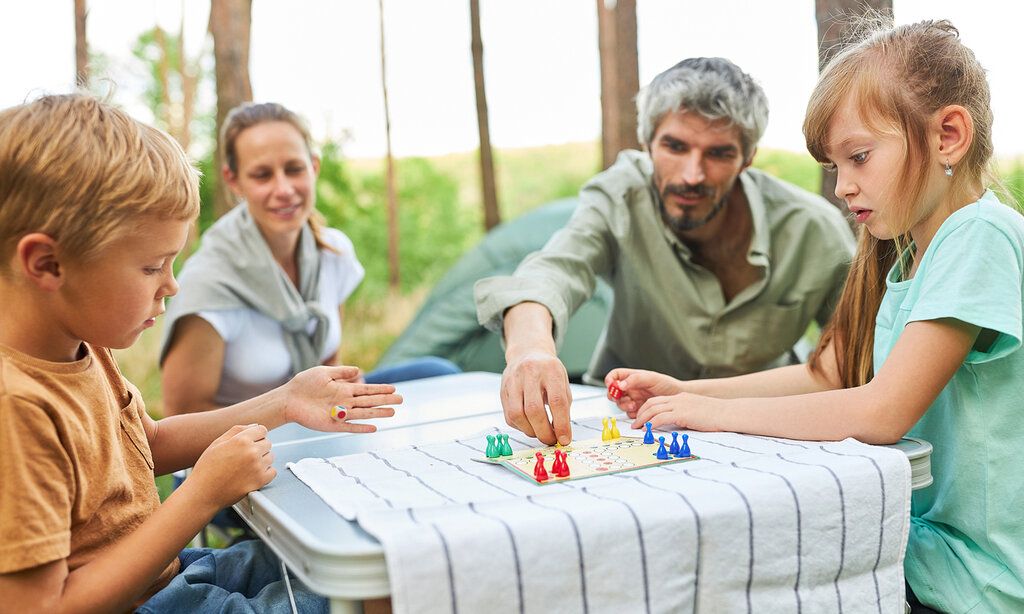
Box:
[195,151,218,233]
[751,149,821,194]
[317,145,478,298]
[1001,159,1024,211]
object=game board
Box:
[474,434,699,485]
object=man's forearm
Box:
[503,302,557,360]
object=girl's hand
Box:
[605,369,686,418]
[630,392,722,432]
[283,365,402,433]
[188,424,276,509]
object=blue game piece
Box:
[485,434,499,458]
[643,421,655,444]
[668,431,680,455]
[680,433,691,457]
[655,436,669,460]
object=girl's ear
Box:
[935,105,974,166]
[16,233,64,291]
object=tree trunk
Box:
[596,0,640,170]
[209,0,253,218]
[379,0,400,289]
[177,9,196,153]
[815,0,892,215]
[74,0,88,87]
[469,0,501,231]
[154,27,173,130]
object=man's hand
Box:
[500,350,573,445]
[605,368,686,418]
[282,365,402,433]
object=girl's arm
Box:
[608,341,842,416]
[634,318,978,444]
[160,315,226,415]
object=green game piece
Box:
[500,433,513,456]
[485,434,499,458]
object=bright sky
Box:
[3,0,1022,158]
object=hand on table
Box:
[605,368,686,418]
[283,365,402,433]
[500,350,573,446]
[630,391,722,432]
[189,423,276,508]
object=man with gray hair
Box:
[475,58,854,445]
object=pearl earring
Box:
[944,161,954,177]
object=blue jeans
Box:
[137,540,327,613]
[364,356,460,384]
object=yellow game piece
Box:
[610,417,621,439]
[601,417,610,441]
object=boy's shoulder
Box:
[0,343,124,412]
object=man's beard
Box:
[658,182,729,232]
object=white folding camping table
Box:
[234,372,932,613]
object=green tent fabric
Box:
[376,198,613,380]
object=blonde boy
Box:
[0,94,400,612]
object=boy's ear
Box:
[935,105,974,166]
[16,233,64,291]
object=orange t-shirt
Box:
[0,342,179,599]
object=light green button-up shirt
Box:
[475,150,855,382]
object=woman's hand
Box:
[630,392,723,432]
[605,369,686,418]
[282,365,402,433]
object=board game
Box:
[474,422,699,485]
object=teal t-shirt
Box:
[873,191,1024,612]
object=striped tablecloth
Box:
[289,417,911,614]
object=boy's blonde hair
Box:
[802,19,995,388]
[0,94,200,270]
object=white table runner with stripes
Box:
[288,417,911,614]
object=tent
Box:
[376,198,612,381]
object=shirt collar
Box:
[740,170,771,263]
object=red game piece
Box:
[550,450,563,475]
[608,383,623,400]
[534,452,549,482]
[555,450,570,478]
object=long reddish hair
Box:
[804,19,995,387]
